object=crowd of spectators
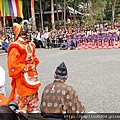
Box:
[0,25,120,51]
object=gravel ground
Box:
[0,48,120,113]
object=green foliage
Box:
[43,22,52,30]
[59,25,65,29]
[22,0,120,28]
[104,1,112,21]
[115,0,120,22]
[117,14,120,22]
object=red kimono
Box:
[91,42,96,49]
[108,42,114,49]
[77,42,82,50]
[103,42,109,49]
[98,41,103,49]
[84,42,88,49]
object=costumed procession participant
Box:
[67,18,72,34]
[7,20,41,113]
[40,62,85,119]
[0,66,7,106]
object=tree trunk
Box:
[56,0,60,29]
[51,0,55,29]
[62,3,64,25]
[40,0,43,30]
[64,0,66,28]
[31,0,36,32]
[73,0,76,27]
[111,0,116,27]
[42,1,45,23]
[100,0,103,26]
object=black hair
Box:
[55,74,67,80]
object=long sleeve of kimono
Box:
[67,87,85,114]
[33,56,40,67]
[8,48,25,78]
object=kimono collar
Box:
[54,79,66,83]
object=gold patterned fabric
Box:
[18,92,39,112]
[40,81,85,114]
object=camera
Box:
[8,101,18,112]
[8,102,28,120]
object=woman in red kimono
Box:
[108,39,114,49]
[7,21,41,113]
[81,38,85,49]
[113,37,119,48]
[88,38,92,49]
[84,39,88,49]
[98,38,103,49]
[103,38,109,49]
[91,39,96,49]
